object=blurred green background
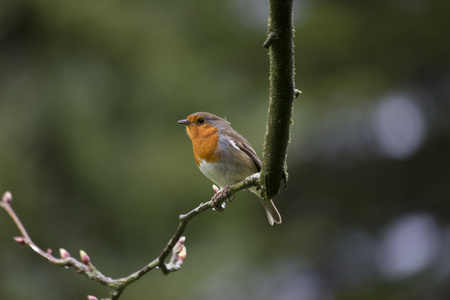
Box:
[1,0,450,299]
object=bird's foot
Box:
[211,185,233,212]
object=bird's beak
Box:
[178,119,192,125]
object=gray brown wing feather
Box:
[224,129,262,171]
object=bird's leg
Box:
[211,185,232,212]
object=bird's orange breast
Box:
[186,124,221,166]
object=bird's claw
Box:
[211,186,231,212]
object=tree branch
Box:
[261,0,296,200]
[0,174,260,300]
[1,1,297,298]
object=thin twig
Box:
[263,31,276,48]
[0,173,260,300]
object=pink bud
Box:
[60,248,71,258]
[2,191,12,203]
[13,236,25,244]
[87,296,98,300]
[173,236,186,253]
[178,245,187,262]
[79,250,91,265]
[212,185,220,193]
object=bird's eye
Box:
[198,118,205,124]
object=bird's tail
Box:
[249,187,282,225]
[260,198,282,225]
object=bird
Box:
[178,112,282,225]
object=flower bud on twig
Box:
[79,250,91,265]
[13,236,26,244]
[2,191,12,203]
[87,295,99,300]
[172,236,185,253]
[178,236,186,245]
[60,248,71,258]
[169,236,187,268]
[178,245,187,263]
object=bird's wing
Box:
[224,129,262,171]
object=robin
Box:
[178,112,282,225]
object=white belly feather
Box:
[198,159,254,188]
